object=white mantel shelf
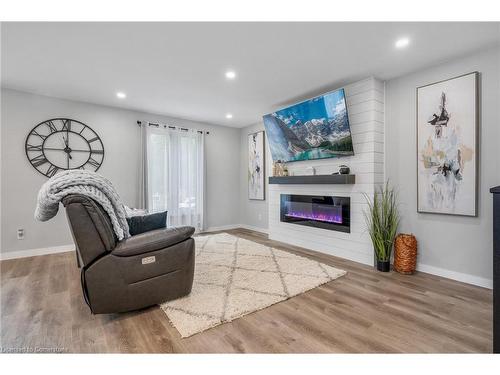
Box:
[268,174,355,185]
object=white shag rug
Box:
[160,233,346,338]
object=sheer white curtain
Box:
[144,125,205,230]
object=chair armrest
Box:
[112,226,195,257]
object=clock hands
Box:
[66,123,70,147]
[63,134,70,169]
[44,147,90,153]
[67,130,70,169]
[61,134,73,160]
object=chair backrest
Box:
[62,194,117,267]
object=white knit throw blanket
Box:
[35,170,130,240]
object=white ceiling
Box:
[2,22,499,127]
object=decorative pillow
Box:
[127,211,167,236]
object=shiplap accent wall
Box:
[268,77,384,266]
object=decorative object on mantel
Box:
[364,181,400,272]
[248,131,265,200]
[283,164,289,176]
[417,72,479,216]
[272,161,278,176]
[332,165,350,175]
[394,234,418,274]
[272,160,288,177]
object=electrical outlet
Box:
[17,228,25,240]
[258,213,262,221]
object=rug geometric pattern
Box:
[160,233,346,337]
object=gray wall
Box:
[385,46,500,283]
[239,122,269,231]
[0,89,240,254]
[2,46,498,286]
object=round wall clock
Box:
[25,118,105,177]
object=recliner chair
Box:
[62,194,195,314]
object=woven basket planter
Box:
[394,234,417,274]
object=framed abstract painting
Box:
[417,72,479,216]
[248,131,265,200]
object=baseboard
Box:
[202,224,269,235]
[201,224,269,234]
[0,244,75,261]
[2,233,490,289]
[269,231,492,289]
[238,224,269,234]
[201,224,241,233]
[416,263,493,289]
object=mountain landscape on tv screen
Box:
[263,89,354,162]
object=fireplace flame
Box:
[285,211,343,224]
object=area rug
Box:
[160,233,346,337]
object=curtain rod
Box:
[136,120,209,135]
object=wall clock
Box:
[25,118,105,177]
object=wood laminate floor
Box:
[0,229,492,353]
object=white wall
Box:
[0,89,241,255]
[266,78,384,266]
[385,46,500,287]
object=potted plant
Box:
[364,182,400,272]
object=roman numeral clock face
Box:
[25,118,104,177]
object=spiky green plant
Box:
[364,181,400,262]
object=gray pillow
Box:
[127,211,167,236]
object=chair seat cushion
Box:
[112,226,195,257]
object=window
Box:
[146,126,204,230]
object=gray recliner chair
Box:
[62,194,195,314]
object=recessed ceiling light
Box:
[395,37,410,49]
[225,70,236,80]
[116,92,126,99]
[225,113,233,119]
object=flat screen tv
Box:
[262,88,354,163]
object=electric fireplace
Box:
[280,194,350,233]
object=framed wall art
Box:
[248,131,265,200]
[417,71,479,216]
